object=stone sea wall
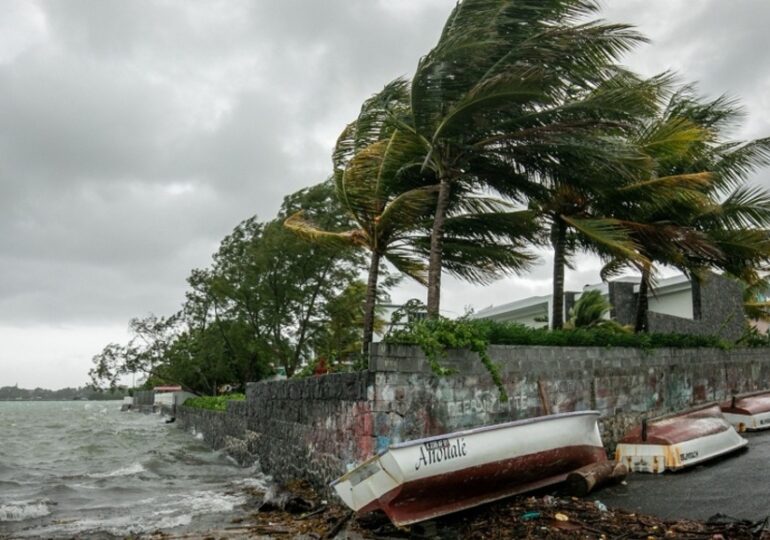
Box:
[176,344,770,492]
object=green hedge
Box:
[386,319,733,350]
[183,393,245,411]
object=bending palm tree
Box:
[287,81,538,350]
[401,0,658,317]
[602,88,770,331]
[286,135,434,351]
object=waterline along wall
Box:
[176,344,770,491]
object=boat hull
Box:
[615,403,747,473]
[721,391,770,432]
[332,411,606,526]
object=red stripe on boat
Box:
[620,403,729,445]
[368,444,606,526]
[721,392,770,415]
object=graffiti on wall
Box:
[445,385,532,419]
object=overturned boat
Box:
[720,390,770,432]
[615,403,747,473]
[331,411,606,526]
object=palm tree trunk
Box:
[635,266,650,333]
[551,218,567,329]
[362,250,381,356]
[427,176,452,318]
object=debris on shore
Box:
[150,481,770,539]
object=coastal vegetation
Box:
[90,0,770,395]
[386,318,730,353]
[184,393,245,412]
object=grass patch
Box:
[183,393,245,411]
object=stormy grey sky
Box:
[1,1,768,389]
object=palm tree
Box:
[286,137,435,352]
[742,274,770,324]
[601,88,770,331]
[398,0,658,317]
[287,80,539,350]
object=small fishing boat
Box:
[720,390,770,432]
[331,411,607,526]
[615,403,747,473]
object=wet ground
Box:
[591,428,770,521]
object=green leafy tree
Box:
[89,313,181,390]
[310,281,379,368]
[203,182,364,376]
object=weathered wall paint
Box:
[177,345,770,492]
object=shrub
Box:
[387,318,732,351]
[183,393,245,411]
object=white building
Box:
[471,274,698,328]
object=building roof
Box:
[472,273,692,321]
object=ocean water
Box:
[0,401,266,539]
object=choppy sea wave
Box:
[0,401,266,538]
[0,500,52,522]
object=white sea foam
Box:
[0,500,51,522]
[15,512,194,538]
[179,491,247,514]
[234,475,270,491]
[89,462,145,478]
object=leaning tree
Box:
[400,0,657,317]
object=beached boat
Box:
[331,411,607,526]
[615,403,747,473]
[720,390,770,432]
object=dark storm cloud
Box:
[0,0,453,325]
[0,0,768,329]
[0,0,768,388]
[601,0,770,140]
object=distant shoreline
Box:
[0,398,125,402]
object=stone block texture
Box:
[610,272,746,341]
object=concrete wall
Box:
[367,344,768,452]
[648,288,692,319]
[176,343,770,492]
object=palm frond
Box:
[378,186,440,239]
[283,211,367,249]
[563,216,646,264]
[333,78,412,175]
[442,210,540,244]
[383,252,428,285]
[619,172,713,194]
[699,185,770,229]
[712,137,770,190]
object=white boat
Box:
[330,411,606,526]
[720,390,770,431]
[615,403,747,473]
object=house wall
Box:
[176,343,770,493]
[647,288,692,319]
[496,310,549,327]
